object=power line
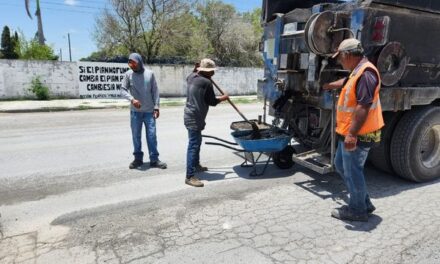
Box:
[0,3,99,14]
[39,0,107,10]
[0,0,108,11]
[0,0,109,8]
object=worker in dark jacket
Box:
[184,59,229,187]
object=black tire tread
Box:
[274,146,295,169]
[390,106,440,182]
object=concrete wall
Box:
[0,59,263,99]
[0,60,78,99]
[151,65,263,97]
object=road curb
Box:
[0,96,259,113]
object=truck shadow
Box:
[206,161,439,232]
[292,165,440,201]
[291,165,439,231]
[197,157,439,204]
[292,167,384,231]
[203,163,395,231]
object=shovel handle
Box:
[211,80,250,122]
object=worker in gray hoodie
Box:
[121,53,167,169]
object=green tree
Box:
[243,8,263,37]
[198,0,235,65]
[94,0,193,63]
[11,31,20,58]
[16,32,58,60]
[159,12,210,62]
[1,26,19,59]
[1,26,11,58]
[92,0,263,67]
[198,1,262,66]
[80,51,108,61]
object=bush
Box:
[29,76,50,100]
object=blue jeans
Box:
[334,140,374,214]
[130,111,159,162]
[186,129,202,178]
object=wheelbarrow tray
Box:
[231,129,291,153]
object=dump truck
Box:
[259,0,440,182]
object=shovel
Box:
[211,79,261,139]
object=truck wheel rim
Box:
[420,124,440,168]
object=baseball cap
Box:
[331,38,363,58]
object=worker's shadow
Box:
[289,167,384,231]
[294,165,439,201]
[341,215,383,232]
[133,163,168,171]
[229,151,296,180]
[197,162,294,182]
[293,165,440,231]
[197,171,234,181]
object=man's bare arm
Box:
[349,104,371,136]
[343,104,371,151]
[322,78,346,90]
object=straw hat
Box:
[197,58,216,72]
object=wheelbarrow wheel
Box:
[274,146,295,169]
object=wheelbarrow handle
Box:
[205,142,245,152]
[202,134,238,145]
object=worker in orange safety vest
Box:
[323,38,384,222]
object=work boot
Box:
[185,176,204,187]
[331,206,368,222]
[367,204,376,214]
[150,160,167,169]
[129,159,143,169]
[195,164,208,173]
[340,204,376,214]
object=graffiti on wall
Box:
[78,62,129,99]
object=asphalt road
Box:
[0,104,439,264]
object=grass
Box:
[0,96,261,113]
[0,96,35,101]
[161,101,185,107]
[78,105,93,110]
[229,97,260,104]
[98,101,119,104]
[0,95,74,101]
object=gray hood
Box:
[128,53,145,72]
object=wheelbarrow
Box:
[203,128,295,176]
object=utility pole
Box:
[68,33,72,62]
[59,48,62,61]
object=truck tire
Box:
[274,146,295,169]
[369,112,402,174]
[390,106,440,182]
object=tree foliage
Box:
[1,26,19,59]
[16,31,58,60]
[94,0,193,63]
[243,8,263,38]
[92,0,262,67]
[198,1,262,66]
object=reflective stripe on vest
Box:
[336,60,384,136]
[337,98,381,113]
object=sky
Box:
[0,0,261,61]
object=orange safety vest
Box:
[336,60,384,136]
